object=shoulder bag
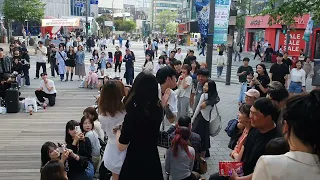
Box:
[209,105,222,137]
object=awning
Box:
[41,18,81,27]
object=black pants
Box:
[50,59,59,77]
[254,51,262,59]
[35,90,56,106]
[125,70,134,85]
[209,172,228,180]
[35,62,47,78]
[22,65,30,85]
[115,62,122,72]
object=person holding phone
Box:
[237,58,253,105]
[35,41,47,79]
[65,120,94,180]
[250,64,270,97]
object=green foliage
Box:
[155,10,178,32]
[235,0,252,30]
[2,0,45,22]
[261,0,319,25]
[114,19,136,32]
[95,14,113,26]
[166,22,178,36]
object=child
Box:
[86,59,99,89]
[105,62,113,78]
[99,52,107,76]
[238,73,254,106]
[80,116,101,173]
[107,52,113,64]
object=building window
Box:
[70,0,87,16]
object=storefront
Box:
[244,14,310,56]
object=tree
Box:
[114,19,136,33]
[155,10,178,32]
[261,0,320,25]
[95,15,113,36]
[2,0,45,23]
[165,22,178,38]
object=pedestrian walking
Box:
[216,51,227,78]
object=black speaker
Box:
[5,89,20,113]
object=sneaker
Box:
[70,79,73,81]
[34,77,39,79]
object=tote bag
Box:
[209,105,222,137]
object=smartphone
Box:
[253,73,258,79]
[75,126,82,134]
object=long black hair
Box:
[41,142,58,167]
[124,72,161,115]
[40,160,67,180]
[65,120,79,145]
[207,80,218,102]
[280,89,320,161]
[144,54,152,67]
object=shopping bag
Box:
[24,97,37,113]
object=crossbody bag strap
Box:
[58,51,66,61]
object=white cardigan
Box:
[142,61,154,74]
[192,93,213,122]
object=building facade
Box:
[151,0,183,27]
[43,0,70,18]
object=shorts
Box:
[155,46,158,50]
[288,81,302,93]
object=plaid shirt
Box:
[158,125,202,154]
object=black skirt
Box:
[65,59,76,67]
[192,113,211,152]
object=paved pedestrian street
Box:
[0,41,313,179]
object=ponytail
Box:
[171,127,194,159]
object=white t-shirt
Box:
[36,46,48,63]
[40,79,57,94]
[158,84,178,127]
[177,76,192,98]
[175,53,184,62]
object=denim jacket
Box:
[76,51,85,64]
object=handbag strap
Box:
[58,51,66,61]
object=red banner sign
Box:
[278,30,305,56]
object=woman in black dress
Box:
[115,72,164,180]
[66,46,76,81]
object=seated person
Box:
[85,59,98,89]
[35,73,57,107]
[210,98,281,180]
[0,74,12,99]
[166,116,202,172]
[165,126,200,180]
[230,104,252,162]
[11,58,23,86]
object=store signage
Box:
[42,19,80,27]
[280,30,305,56]
[250,20,261,25]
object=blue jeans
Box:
[217,66,223,77]
[85,161,94,179]
[238,82,247,103]
[288,81,302,93]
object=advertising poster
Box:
[195,0,232,44]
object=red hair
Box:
[171,127,194,159]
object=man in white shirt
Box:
[35,41,48,79]
[174,48,184,61]
[35,73,57,107]
[156,66,178,129]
